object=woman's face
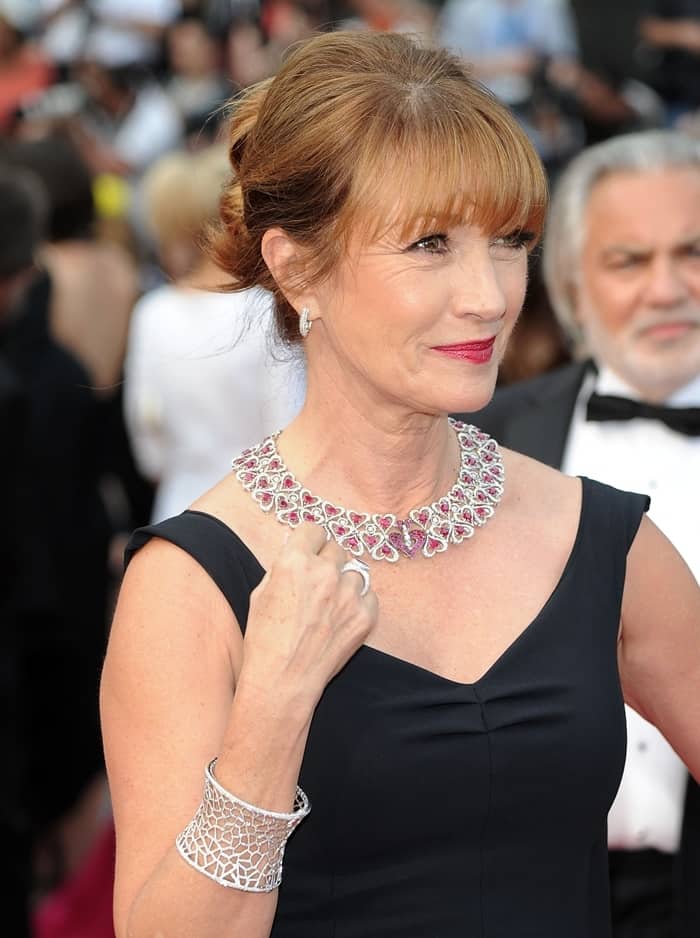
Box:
[305,219,530,418]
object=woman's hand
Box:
[237,524,378,715]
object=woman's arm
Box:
[102,526,376,938]
[619,516,700,781]
[102,540,287,938]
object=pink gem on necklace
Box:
[231,418,504,563]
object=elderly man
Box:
[472,130,700,938]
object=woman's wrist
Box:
[214,678,314,812]
[234,666,318,726]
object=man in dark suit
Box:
[471,130,700,938]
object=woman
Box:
[100,31,700,938]
[124,144,304,522]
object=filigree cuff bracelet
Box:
[175,758,311,892]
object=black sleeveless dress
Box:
[125,476,649,938]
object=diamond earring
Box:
[299,307,312,338]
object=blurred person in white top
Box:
[124,144,305,523]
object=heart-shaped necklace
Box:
[231,418,504,562]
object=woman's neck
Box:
[277,381,459,520]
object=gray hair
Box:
[543,130,700,348]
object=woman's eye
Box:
[491,231,532,252]
[411,234,449,254]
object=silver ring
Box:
[340,559,371,597]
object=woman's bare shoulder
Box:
[116,477,255,662]
[490,448,583,576]
[500,446,581,513]
[118,534,240,666]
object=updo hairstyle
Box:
[209,31,547,344]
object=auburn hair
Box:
[209,30,547,343]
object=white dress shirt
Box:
[562,365,700,853]
[124,285,305,523]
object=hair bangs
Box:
[340,89,547,248]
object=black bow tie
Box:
[586,392,700,436]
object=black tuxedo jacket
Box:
[458,360,700,937]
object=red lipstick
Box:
[432,337,496,364]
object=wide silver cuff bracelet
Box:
[176,758,311,892]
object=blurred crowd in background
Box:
[4,0,700,384]
[2,0,700,935]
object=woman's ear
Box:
[261,227,305,304]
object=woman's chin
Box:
[442,376,498,417]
